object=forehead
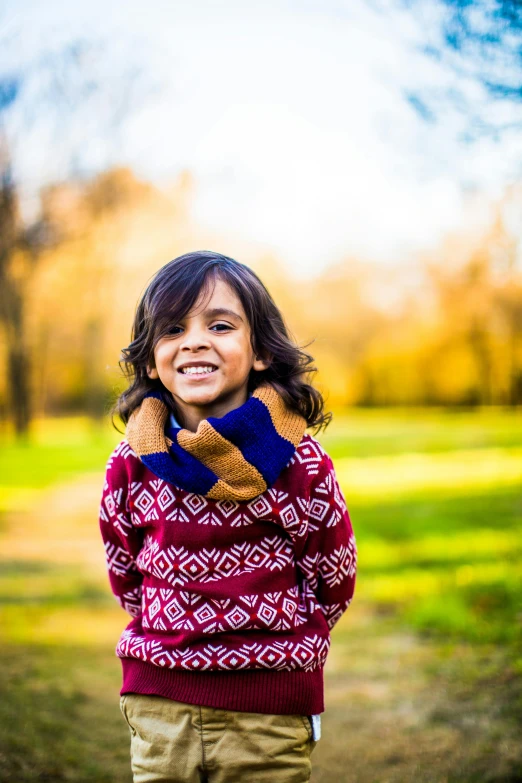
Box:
[190,277,246,319]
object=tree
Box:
[400,0,522,144]
[0,36,158,436]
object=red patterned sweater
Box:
[99,433,357,715]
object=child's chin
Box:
[178,371,218,384]
[177,388,222,403]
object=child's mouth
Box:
[178,367,217,380]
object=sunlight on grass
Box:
[0,605,128,646]
[2,414,123,447]
[362,529,522,568]
[363,560,521,603]
[0,417,122,495]
[335,446,522,500]
[0,486,44,513]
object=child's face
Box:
[146,277,269,429]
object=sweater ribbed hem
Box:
[120,658,324,715]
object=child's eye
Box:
[165,323,231,335]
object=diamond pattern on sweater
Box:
[312,470,349,528]
[104,491,116,518]
[134,488,155,514]
[247,495,272,518]
[290,437,325,475]
[322,598,353,629]
[105,541,139,576]
[107,440,135,464]
[136,535,295,587]
[319,535,357,587]
[197,509,223,526]
[125,472,318,540]
[99,432,357,684]
[114,511,134,538]
[157,484,176,511]
[119,585,142,617]
[298,553,320,591]
[116,628,331,672]
[166,506,191,524]
[141,585,302,634]
[215,499,238,518]
[183,494,208,514]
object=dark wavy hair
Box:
[110,250,332,435]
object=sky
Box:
[0,0,521,278]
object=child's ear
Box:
[253,354,271,372]
[146,364,159,379]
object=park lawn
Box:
[0,407,521,782]
[0,416,122,516]
[1,403,520,491]
[0,642,132,783]
[318,405,522,459]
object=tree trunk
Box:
[8,341,31,436]
[1,280,31,437]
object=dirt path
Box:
[1,472,109,574]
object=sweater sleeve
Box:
[295,452,357,631]
[99,445,144,617]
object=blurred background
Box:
[0,0,521,781]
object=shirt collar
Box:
[169,392,253,430]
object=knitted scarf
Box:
[125,381,308,502]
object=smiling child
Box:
[99,250,357,783]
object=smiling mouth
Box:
[178,367,217,378]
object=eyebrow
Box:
[201,307,244,322]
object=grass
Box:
[0,643,132,782]
[0,406,521,782]
[319,405,522,458]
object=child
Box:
[99,250,357,783]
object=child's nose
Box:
[179,328,211,351]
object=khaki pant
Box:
[119,693,317,783]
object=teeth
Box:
[181,366,215,375]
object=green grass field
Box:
[0,407,521,782]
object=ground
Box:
[0,410,520,782]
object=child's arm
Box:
[295,452,358,631]
[98,449,144,618]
